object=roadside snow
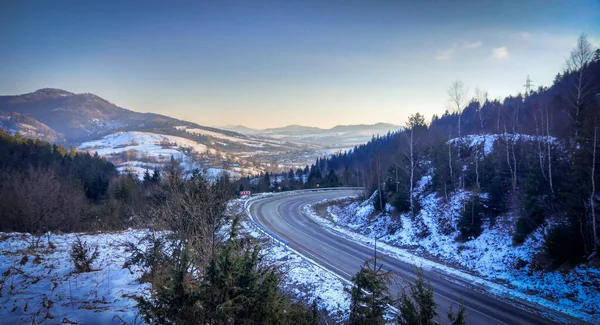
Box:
[307,183,600,324]
[234,195,352,320]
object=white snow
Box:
[78,131,220,178]
[0,230,149,324]
[79,131,213,158]
[304,181,600,324]
[235,195,352,320]
[448,133,557,156]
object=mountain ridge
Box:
[0,88,242,143]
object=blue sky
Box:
[1,1,599,128]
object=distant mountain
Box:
[329,122,400,133]
[261,124,324,136]
[0,112,65,143]
[0,88,242,143]
[222,122,402,148]
[221,125,261,134]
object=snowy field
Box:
[79,131,214,157]
[78,131,245,181]
[78,131,210,178]
[180,127,288,148]
[305,185,600,324]
[0,200,352,324]
[0,230,148,324]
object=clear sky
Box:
[1,1,599,129]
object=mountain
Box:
[0,112,65,143]
[223,123,402,149]
[261,124,324,135]
[221,125,261,135]
[0,88,241,143]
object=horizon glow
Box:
[0,1,598,129]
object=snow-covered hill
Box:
[222,123,401,149]
[79,131,247,180]
[306,134,600,323]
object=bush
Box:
[373,189,387,212]
[390,189,410,214]
[70,237,99,273]
[543,223,587,267]
[457,196,485,241]
[513,204,545,245]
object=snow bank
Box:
[307,179,600,323]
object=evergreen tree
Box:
[346,258,393,325]
[151,168,161,183]
[143,168,152,184]
[397,268,437,325]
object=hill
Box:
[0,111,65,143]
[0,88,241,144]
[222,122,401,149]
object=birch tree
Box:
[402,113,426,217]
[448,80,468,190]
[448,80,468,138]
[474,87,488,130]
[566,33,594,137]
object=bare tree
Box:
[566,33,594,137]
[474,87,488,130]
[0,167,85,247]
[532,96,554,194]
[448,81,468,190]
[448,80,468,138]
[401,113,426,217]
[472,88,488,191]
[591,124,598,250]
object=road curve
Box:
[248,189,563,325]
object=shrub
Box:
[390,189,410,214]
[373,189,387,212]
[513,203,545,245]
[543,223,587,267]
[70,237,99,273]
[457,195,485,241]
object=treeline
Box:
[0,130,174,236]
[126,164,465,324]
[235,163,347,193]
[309,35,600,268]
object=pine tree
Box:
[143,168,151,184]
[151,168,160,183]
[346,258,393,325]
[397,268,437,325]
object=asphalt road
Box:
[248,189,566,325]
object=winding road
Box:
[248,189,567,325]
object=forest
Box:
[284,35,600,269]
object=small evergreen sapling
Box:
[70,237,99,273]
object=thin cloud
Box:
[514,31,534,41]
[436,48,455,60]
[436,40,482,60]
[491,46,509,60]
[463,41,482,49]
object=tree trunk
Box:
[546,109,554,194]
[592,125,598,249]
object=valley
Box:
[0,89,399,179]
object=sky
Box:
[0,1,599,129]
